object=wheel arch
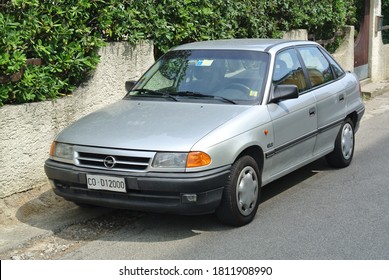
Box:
[216,145,264,226]
[234,145,264,175]
[347,111,358,128]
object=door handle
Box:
[339,94,345,102]
[309,107,316,117]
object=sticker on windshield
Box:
[250,90,258,97]
[195,59,214,66]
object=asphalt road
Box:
[59,95,389,260]
[1,93,388,260]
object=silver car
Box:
[45,39,365,226]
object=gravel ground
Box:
[0,184,142,260]
[2,210,141,260]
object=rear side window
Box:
[320,50,345,79]
[298,47,334,87]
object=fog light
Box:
[182,194,197,203]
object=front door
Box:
[267,48,317,178]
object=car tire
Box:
[326,118,355,168]
[216,155,261,226]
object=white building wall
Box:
[370,0,389,82]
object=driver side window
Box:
[273,49,308,93]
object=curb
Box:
[361,80,389,99]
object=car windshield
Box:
[126,49,269,105]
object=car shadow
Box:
[260,157,330,203]
[15,157,331,244]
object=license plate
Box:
[86,175,126,193]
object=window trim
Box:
[296,45,336,88]
[269,44,348,102]
[316,46,346,80]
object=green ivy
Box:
[0,0,355,106]
[0,0,105,105]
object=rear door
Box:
[297,46,346,156]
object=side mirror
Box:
[125,81,137,92]
[270,85,299,103]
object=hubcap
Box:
[236,166,258,216]
[341,123,354,160]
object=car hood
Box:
[56,100,251,151]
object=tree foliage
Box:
[0,0,355,106]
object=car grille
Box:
[74,146,154,172]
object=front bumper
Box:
[44,160,230,215]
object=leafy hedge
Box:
[0,0,104,105]
[0,0,355,106]
[96,0,356,57]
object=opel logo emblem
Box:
[103,156,116,169]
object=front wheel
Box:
[216,155,261,226]
[326,118,355,168]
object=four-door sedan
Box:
[45,39,365,226]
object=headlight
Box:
[152,151,211,168]
[152,153,187,168]
[50,141,74,162]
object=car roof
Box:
[172,39,317,52]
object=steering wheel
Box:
[223,83,251,94]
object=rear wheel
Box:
[326,118,355,168]
[216,155,261,226]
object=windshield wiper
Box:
[127,89,178,102]
[174,91,236,104]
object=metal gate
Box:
[354,0,370,80]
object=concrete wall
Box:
[332,26,355,72]
[283,29,308,40]
[0,41,154,198]
[385,44,389,80]
[370,0,384,82]
[368,0,389,82]
[375,0,389,80]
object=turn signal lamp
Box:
[50,141,56,157]
[186,151,211,168]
